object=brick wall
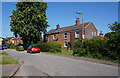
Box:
[47,22,98,49]
[85,22,97,39]
[70,31,82,47]
[48,32,71,49]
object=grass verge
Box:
[0,57,19,65]
[0,51,8,55]
[54,49,73,56]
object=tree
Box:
[108,22,120,61]
[10,1,49,45]
[104,32,115,38]
[2,39,5,45]
[108,21,120,34]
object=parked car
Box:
[16,46,24,51]
[27,45,40,53]
[0,45,4,50]
[2,45,7,49]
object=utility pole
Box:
[76,12,85,39]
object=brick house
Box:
[0,37,3,45]
[46,18,98,49]
[5,36,23,45]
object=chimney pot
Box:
[56,24,60,29]
[99,31,103,36]
[76,18,80,25]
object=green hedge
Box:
[37,42,61,52]
[73,37,120,62]
[5,43,17,49]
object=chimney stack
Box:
[99,31,103,36]
[76,18,80,25]
[99,31,103,39]
[56,24,60,29]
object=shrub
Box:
[5,43,17,49]
[73,37,120,62]
[37,42,61,52]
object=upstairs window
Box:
[64,33,67,39]
[92,32,93,36]
[94,32,96,36]
[75,32,79,38]
[53,35,56,40]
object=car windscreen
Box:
[32,46,38,48]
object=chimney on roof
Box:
[56,24,60,29]
[99,31,103,39]
[99,31,103,36]
[76,18,80,25]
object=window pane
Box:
[64,33,67,39]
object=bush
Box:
[73,37,120,62]
[16,46,24,51]
[5,43,17,49]
[37,42,61,52]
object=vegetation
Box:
[73,22,120,62]
[54,49,73,56]
[5,42,17,49]
[10,1,49,45]
[37,42,61,52]
[67,41,72,50]
[0,51,8,55]
[16,46,24,51]
[0,57,19,65]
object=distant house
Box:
[5,36,23,45]
[46,18,98,49]
[0,37,3,45]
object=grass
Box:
[0,57,19,65]
[0,51,8,55]
[54,49,73,56]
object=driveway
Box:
[4,49,118,76]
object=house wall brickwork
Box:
[48,32,71,49]
[47,21,98,49]
[85,22,97,39]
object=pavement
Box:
[1,55,22,78]
[1,49,119,77]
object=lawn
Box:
[0,57,19,65]
[0,51,8,55]
[54,49,73,56]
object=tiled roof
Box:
[47,22,91,35]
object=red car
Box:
[27,45,40,53]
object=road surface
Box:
[4,49,118,76]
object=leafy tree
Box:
[108,21,120,34]
[104,32,115,38]
[2,39,5,45]
[10,1,49,45]
[108,22,120,61]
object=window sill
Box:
[64,46,67,48]
[75,37,79,39]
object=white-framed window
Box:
[94,32,96,36]
[64,42,67,47]
[75,32,79,38]
[53,34,56,40]
[92,32,93,36]
[64,33,67,39]
[12,40,14,43]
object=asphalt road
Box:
[4,49,118,76]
